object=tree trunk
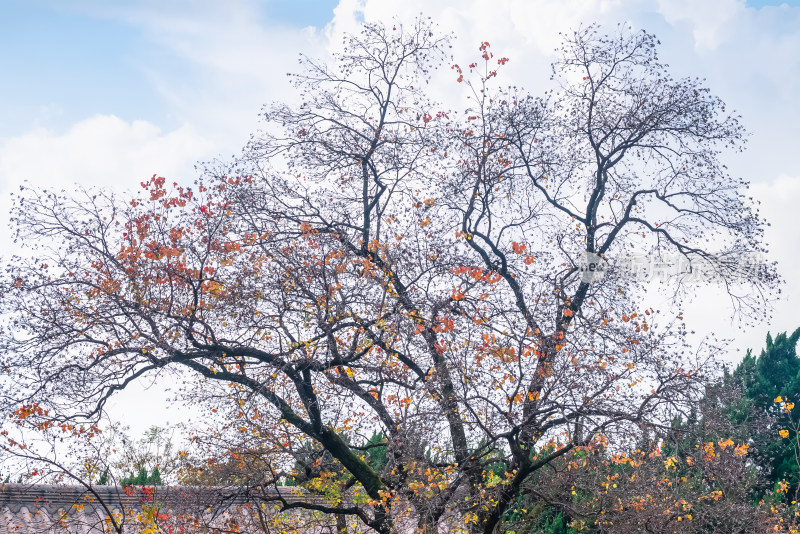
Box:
[336,514,348,534]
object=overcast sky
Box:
[2,0,800,434]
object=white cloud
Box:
[669,173,800,362]
[331,0,800,180]
[68,0,332,154]
[0,113,215,437]
[4,0,800,426]
[752,174,800,266]
[656,0,745,50]
[0,114,213,247]
[748,175,800,341]
[322,0,800,359]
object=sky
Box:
[2,0,800,435]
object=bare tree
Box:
[1,20,776,534]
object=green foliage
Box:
[286,433,389,489]
[505,507,578,534]
[97,467,109,485]
[121,467,162,486]
[738,328,800,411]
[364,432,388,472]
[734,327,800,492]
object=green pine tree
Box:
[734,327,800,492]
[97,467,109,485]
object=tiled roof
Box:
[0,484,438,533]
[0,484,300,533]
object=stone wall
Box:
[0,484,345,533]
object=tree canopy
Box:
[0,20,778,534]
